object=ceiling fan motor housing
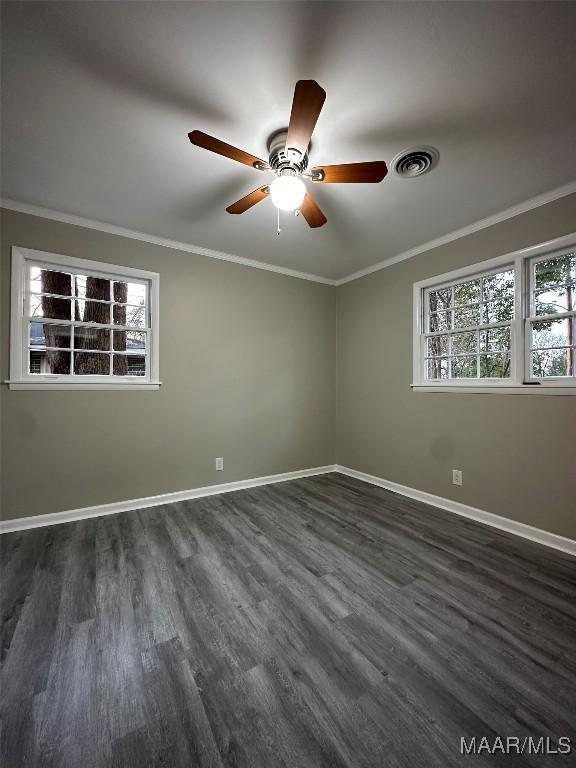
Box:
[267,129,309,174]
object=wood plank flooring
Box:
[1,472,575,767]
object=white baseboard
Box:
[3,463,574,557]
[335,465,576,557]
[0,465,338,534]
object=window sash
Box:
[25,269,149,377]
[422,266,515,382]
[26,315,149,334]
[525,246,576,381]
[425,318,511,338]
[424,353,512,381]
[29,350,148,378]
[30,347,146,355]
[525,320,576,379]
[29,289,147,308]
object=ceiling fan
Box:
[188,80,387,229]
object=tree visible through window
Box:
[529,252,575,378]
[425,268,514,380]
[10,248,157,388]
[33,267,147,377]
[414,240,576,389]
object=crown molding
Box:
[0,198,337,286]
[3,179,575,287]
[335,179,576,285]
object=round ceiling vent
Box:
[392,146,439,178]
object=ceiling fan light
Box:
[270,175,306,211]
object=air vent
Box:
[392,146,439,178]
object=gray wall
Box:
[2,196,575,539]
[337,193,576,540]
[0,209,336,520]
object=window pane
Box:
[74,352,111,375]
[532,348,572,377]
[29,349,70,374]
[29,350,44,374]
[114,304,146,329]
[427,335,448,357]
[74,275,111,301]
[113,330,146,352]
[112,304,127,326]
[535,254,576,291]
[74,327,111,351]
[480,327,511,352]
[451,331,477,354]
[534,286,575,316]
[113,281,146,305]
[451,356,477,378]
[30,267,72,296]
[75,300,110,324]
[30,322,45,347]
[531,318,573,348]
[454,280,480,306]
[30,294,72,320]
[482,297,514,324]
[29,322,72,349]
[482,270,515,301]
[428,288,452,313]
[480,353,511,378]
[426,358,449,380]
[113,354,146,376]
[481,271,515,323]
[453,305,480,329]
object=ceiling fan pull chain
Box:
[277,207,281,236]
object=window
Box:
[413,234,576,393]
[9,247,160,390]
[528,251,575,379]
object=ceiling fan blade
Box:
[189,130,269,170]
[299,192,327,228]
[226,186,269,214]
[310,161,388,183]
[285,80,326,158]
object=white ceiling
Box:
[2,1,576,280]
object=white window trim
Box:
[412,233,576,395]
[7,246,161,390]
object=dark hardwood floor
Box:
[1,472,575,767]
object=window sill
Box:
[411,384,576,395]
[5,379,162,391]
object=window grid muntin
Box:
[424,267,514,381]
[29,289,147,308]
[526,248,576,380]
[25,260,150,379]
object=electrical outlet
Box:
[215,457,223,471]
[452,469,463,486]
